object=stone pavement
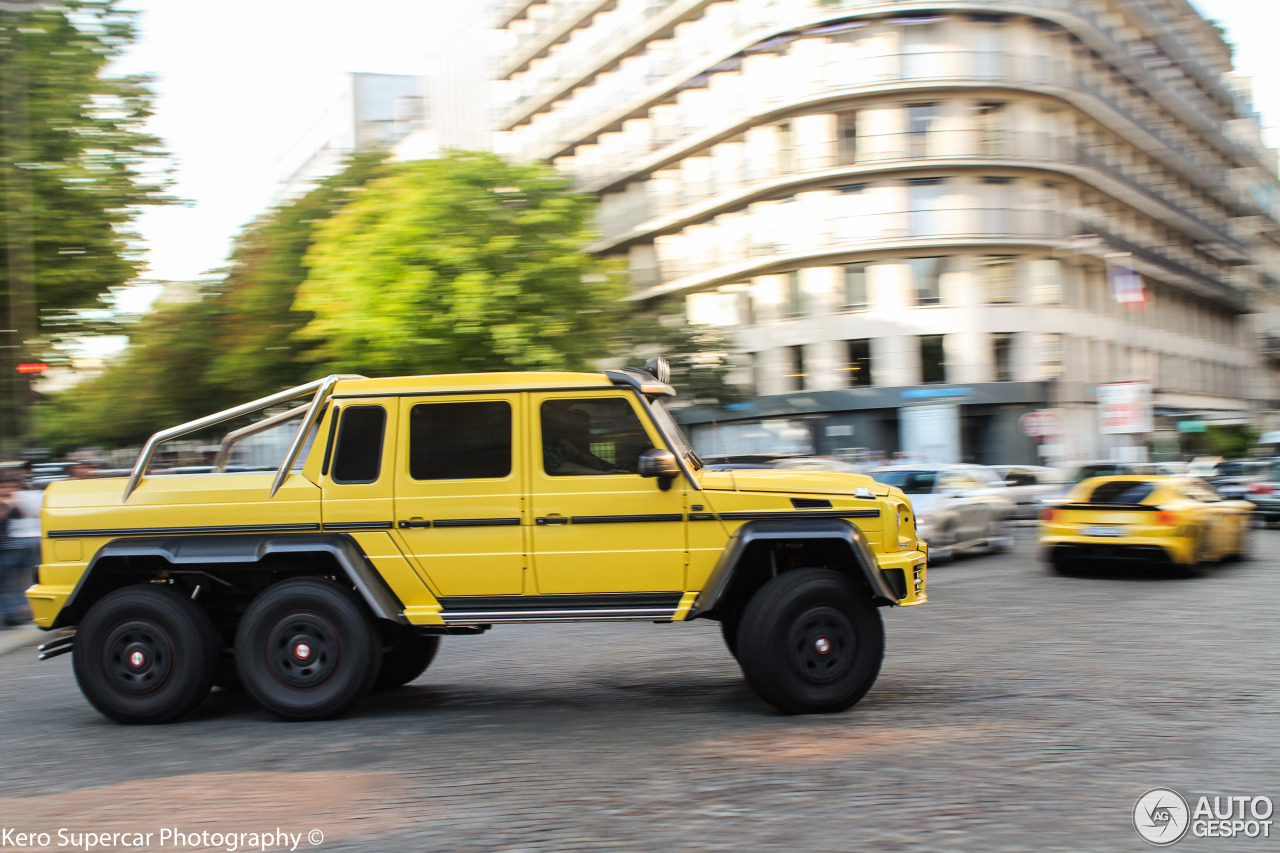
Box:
[1,530,1276,852]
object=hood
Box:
[697,468,890,497]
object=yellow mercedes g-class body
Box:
[29,362,926,723]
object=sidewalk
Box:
[0,624,48,658]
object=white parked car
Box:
[869,464,1015,561]
[991,465,1067,520]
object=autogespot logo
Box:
[1134,788,1191,846]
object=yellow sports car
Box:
[1039,475,1252,573]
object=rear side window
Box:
[410,401,512,480]
[331,406,387,484]
[1088,480,1154,505]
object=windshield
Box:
[647,399,702,470]
[871,469,937,494]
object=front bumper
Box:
[877,545,927,605]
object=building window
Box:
[1030,258,1063,304]
[907,103,937,157]
[837,111,857,165]
[847,339,872,387]
[785,270,804,317]
[776,122,793,173]
[981,255,1016,303]
[993,332,1015,382]
[921,335,946,384]
[788,345,806,391]
[1036,333,1064,379]
[908,256,946,305]
[977,102,1006,155]
[842,262,869,310]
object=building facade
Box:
[493,0,1280,464]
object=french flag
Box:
[1108,258,1147,309]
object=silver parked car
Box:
[991,465,1067,520]
[869,464,1015,561]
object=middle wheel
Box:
[235,577,381,721]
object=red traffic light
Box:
[16,363,48,374]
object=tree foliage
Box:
[35,153,389,451]
[294,151,624,375]
[611,302,745,406]
[0,0,171,335]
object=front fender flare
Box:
[54,533,405,628]
[686,518,898,619]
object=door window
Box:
[540,398,653,476]
[409,400,512,480]
[331,406,386,484]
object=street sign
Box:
[1019,410,1061,438]
[1097,382,1153,434]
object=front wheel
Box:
[235,578,381,721]
[374,628,440,689]
[736,568,884,714]
[73,584,219,724]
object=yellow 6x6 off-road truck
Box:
[29,361,926,723]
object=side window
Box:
[331,406,386,484]
[410,400,512,480]
[1005,469,1036,487]
[541,397,654,476]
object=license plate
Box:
[1084,525,1125,537]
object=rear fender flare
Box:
[686,518,898,620]
[54,533,405,628]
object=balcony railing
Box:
[592,129,1239,249]
[649,206,1068,283]
[632,207,1237,300]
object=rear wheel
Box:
[235,578,381,721]
[73,585,219,724]
[374,628,440,689]
[736,568,883,715]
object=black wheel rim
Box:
[102,620,174,695]
[265,611,340,689]
[787,606,856,684]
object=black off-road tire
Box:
[736,568,884,715]
[73,584,219,724]
[235,578,381,721]
[719,615,741,660]
[374,629,440,690]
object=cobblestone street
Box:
[2,529,1277,852]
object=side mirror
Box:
[638,448,680,485]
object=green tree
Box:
[1,0,171,449]
[612,302,745,405]
[35,154,388,451]
[295,151,623,375]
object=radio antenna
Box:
[712,419,738,493]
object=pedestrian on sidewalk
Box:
[0,471,37,628]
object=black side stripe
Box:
[716,509,881,521]
[432,517,521,528]
[569,513,684,524]
[47,522,322,539]
[688,513,718,521]
[323,521,393,531]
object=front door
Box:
[528,392,687,594]
[392,395,527,596]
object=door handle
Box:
[398,519,431,528]
[536,516,568,525]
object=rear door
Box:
[392,394,527,596]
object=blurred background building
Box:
[274,72,426,202]
[490,0,1280,465]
